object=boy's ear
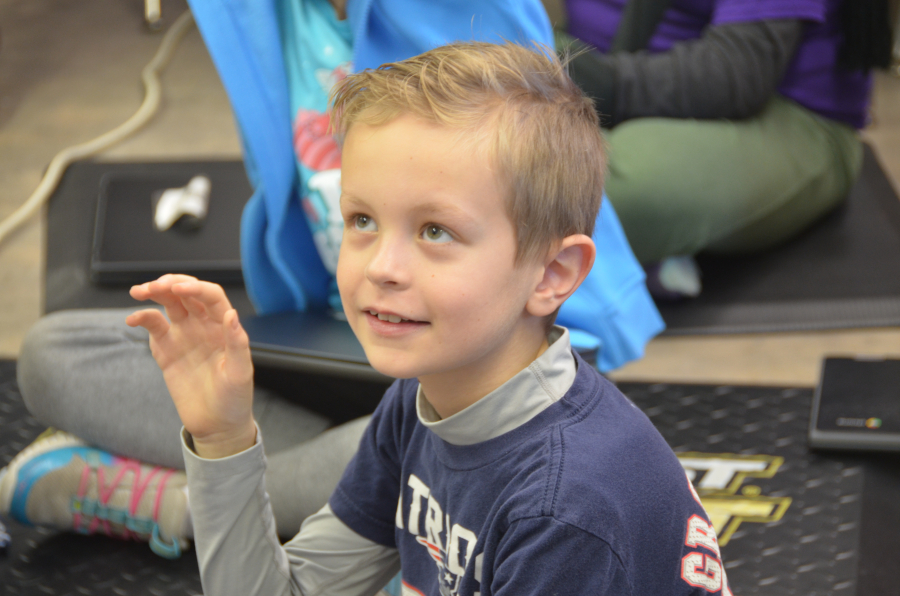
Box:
[527,234,596,318]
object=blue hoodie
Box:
[186,0,664,371]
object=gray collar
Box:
[415,326,577,446]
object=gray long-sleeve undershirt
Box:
[565,19,805,126]
[182,329,577,595]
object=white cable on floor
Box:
[0,9,196,248]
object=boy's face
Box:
[337,115,548,386]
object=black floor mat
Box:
[3,360,899,595]
[620,382,900,595]
[658,144,900,335]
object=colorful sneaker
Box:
[0,430,190,558]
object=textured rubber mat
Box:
[3,360,899,595]
[657,144,900,335]
[621,382,900,595]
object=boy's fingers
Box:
[131,274,197,298]
[132,280,190,322]
[129,284,149,301]
[158,273,199,286]
[223,309,253,384]
[171,281,233,322]
[181,295,210,320]
[125,309,170,338]
[161,297,190,323]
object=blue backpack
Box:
[187,0,663,371]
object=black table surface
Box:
[45,159,254,316]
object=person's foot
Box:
[644,255,702,301]
[0,430,190,558]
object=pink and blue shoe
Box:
[0,430,190,558]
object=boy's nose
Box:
[364,237,411,288]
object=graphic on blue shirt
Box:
[681,476,733,594]
[397,474,479,596]
[331,363,738,595]
[393,467,734,595]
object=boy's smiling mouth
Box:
[365,309,424,324]
[367,310,410,323]
[362,309,429,337]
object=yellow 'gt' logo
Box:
[676,452,792,546]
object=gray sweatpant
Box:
[16,308,370,537]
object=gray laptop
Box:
[243,310,393,385]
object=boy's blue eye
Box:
[353,215,377,232]
[423,225,452,244]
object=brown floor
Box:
[1,0,899,387]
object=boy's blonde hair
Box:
[330,41,606,264]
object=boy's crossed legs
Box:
[3,308,368,543]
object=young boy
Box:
[127,42,731,595]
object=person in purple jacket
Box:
[550,0,894,297]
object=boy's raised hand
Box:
[126,274,256,459]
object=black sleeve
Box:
[564,19,804,127]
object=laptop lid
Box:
[244,310,394,384]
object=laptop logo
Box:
[835,417,882,429]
